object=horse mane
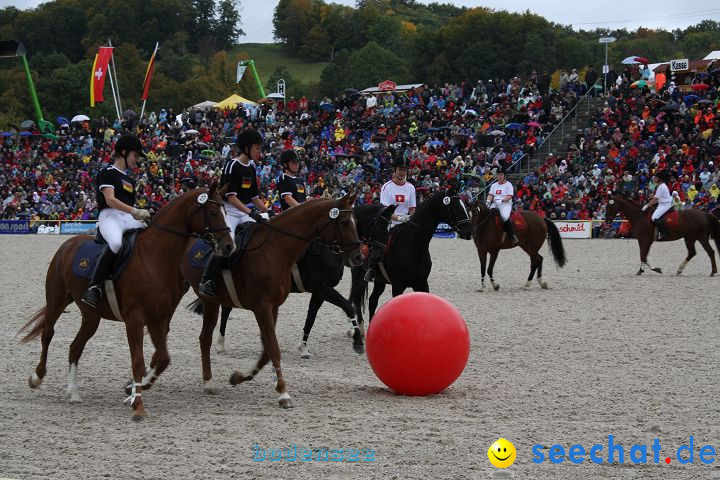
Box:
[148,187,204,225]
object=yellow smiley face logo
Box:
[488,438,516,468]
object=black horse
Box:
[349,187,475,326]
[201,203,398,357]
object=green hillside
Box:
[232,43,328,86]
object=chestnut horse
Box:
[605,195,720,275]
[469,203,567,291]
[19,184,234,419]
[180,193,363,408]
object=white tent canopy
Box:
[192,100,217,110]
[703,50,720,60]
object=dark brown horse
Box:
[605,195,720,275]
[180,193,363,408]
[18,184,235,419]
[470,203,567,291]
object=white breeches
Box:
[225,203,255,234]
[651,204,672,222]
[98,208,146,254]
[491,202,512,221]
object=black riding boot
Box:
[504,219,519,244]
[81,245,117,308]
[199,253,225,297]
[654,219,669,241]
[364,245,384,282]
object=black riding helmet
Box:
[114,135,147,158]
[236,128,263,155]
[280,149,299,167]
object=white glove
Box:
[132,208,151,221]
[486,199,492,207]
[398,215,411,223]
[259,212,270,221]
[641,205,648,212]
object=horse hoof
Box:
[636,270,644,276]
[539,282,549,290]
[132,414,146,422]
[229,371,250,385]
[216,336,226,353]
[352,342,365,354]
[69,392,82,404]
[652,268,663,274]
[28,373,42,389]
[204,386,218,395]
[298,343,312,359]
[711,272,716,277]
[522,282,531,289]
[493,284,500,291]
[279,397,295,409]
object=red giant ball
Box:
[365,292,470,395]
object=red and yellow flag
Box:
[90,46,113,107]
[141,43,158,101]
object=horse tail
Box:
[348,268,368,314]
[186,297,204,316]
[708,213,720,255]
[18,306,48,344]
[544,218,567,268]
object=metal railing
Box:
[465,81,603,204]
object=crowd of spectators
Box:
[1,64,718,237]
[511,63,720,238]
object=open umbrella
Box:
[698,99,714,105]
[319,103,335,112]
[505,122,524,130]
[56,116,70,126]
[691,83,710,91]
[184,129,199,135]
[71,114,89,123]
[20,120,35,129]
[19,131,33,137]
[123,109,137,117]
[489,130,506,136]
[683,94,701,104]
[622,56,649,64]
[463,109,477,116]
[428,140,444,147]
[527,121,542,128]
[1,132,13,137]
[630,80,649,89]
[344,88,359,96]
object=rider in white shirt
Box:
[486,166,518,244]
[642,169,672,240]
[365,156,416,282]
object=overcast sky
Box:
[3,1,720,43]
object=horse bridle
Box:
[364,210,392,257]
[152,197,231,249]
[407,195,471,233]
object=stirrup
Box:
[81,285,103,307]
[199,280,217,297]
[363,269,375,283]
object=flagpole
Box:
[108,38,122,115]
[105,46,121,123]
[139,42,159,121]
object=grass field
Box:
[232,43,328,86]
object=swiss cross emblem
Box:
[395,194,405,203]
[496,190,502,194]
[95,68,103,80]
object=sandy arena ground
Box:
[1,234,720,479]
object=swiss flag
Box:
[90,47,113,107]
[395,194,405,203]
[495,190,502,194]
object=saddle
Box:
[72,229,142,280]
[493,211,527,233]
[188,221,259,269]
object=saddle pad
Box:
[72,230,140,280]
[495,212,527,232]
[188,222,259,269]
[646,209,679,228]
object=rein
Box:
[246,207,360,255]
[151,198,231,246]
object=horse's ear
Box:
[383,204,398,218]
[340,191,357,208]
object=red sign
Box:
[378,80,396,91]
[395,194,405,203]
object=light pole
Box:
[599,36,616,96]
